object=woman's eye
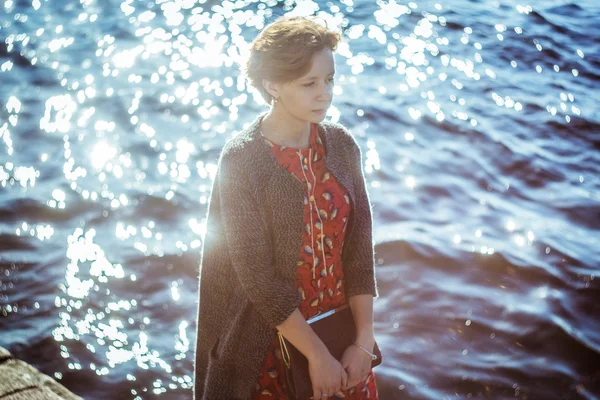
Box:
[303,78,334,87]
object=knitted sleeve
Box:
[341,128,379,299]
[216,143,300,327]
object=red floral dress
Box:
[252,123,379,400]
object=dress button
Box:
[309,195,315,202]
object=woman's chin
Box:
[309,112,327,122]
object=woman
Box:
[194,16,379,400]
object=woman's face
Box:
[268,48,336,123]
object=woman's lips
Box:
[313,109,326,113]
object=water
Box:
[1,0,599,399]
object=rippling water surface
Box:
[1,0,599,399]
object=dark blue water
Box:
[1,0,599,399]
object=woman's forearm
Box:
[276,294,375,360]
[348,294,375,349]
[276,308,328,362]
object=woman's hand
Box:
[308,351,348,399]
[340,343,373,390]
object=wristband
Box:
[353,342,377,360]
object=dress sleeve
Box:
[216,145,300,327]
[342,131,379,299]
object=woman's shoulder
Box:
[320,119,360,151]
[216,122,269,183]
[218,128,257,167]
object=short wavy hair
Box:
[242,16,342,104]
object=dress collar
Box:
[245,111,329,156]
[238,111,355,199]
[260,120,322,155]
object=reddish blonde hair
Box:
[242,16,341,104]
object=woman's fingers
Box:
[312,383,320,399]
[312,386,333,399]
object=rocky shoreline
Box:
[0,346,82,400]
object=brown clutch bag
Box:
[277,304,382,399]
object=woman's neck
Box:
[260,108,311,148]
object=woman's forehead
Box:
[301,50,336,79]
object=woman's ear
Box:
[262,78,280,100]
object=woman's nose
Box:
[319,82,333,102]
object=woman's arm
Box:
[217,145,300,327]
[348,294,375,351]
[277,309,349,398]
[335,127,379,389]
[276,308,328,361]
[340,294,376,390]
[341,128,379,299]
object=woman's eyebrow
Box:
[304,71,336,80]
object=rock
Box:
[0,346,82,400]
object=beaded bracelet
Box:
[353,342,378,360]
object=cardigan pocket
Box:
[204,337,225,387]
[202,336,232,399]
[209,336,222,360]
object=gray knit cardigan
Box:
[194,111,379,399]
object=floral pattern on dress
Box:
[252,122,378,400]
